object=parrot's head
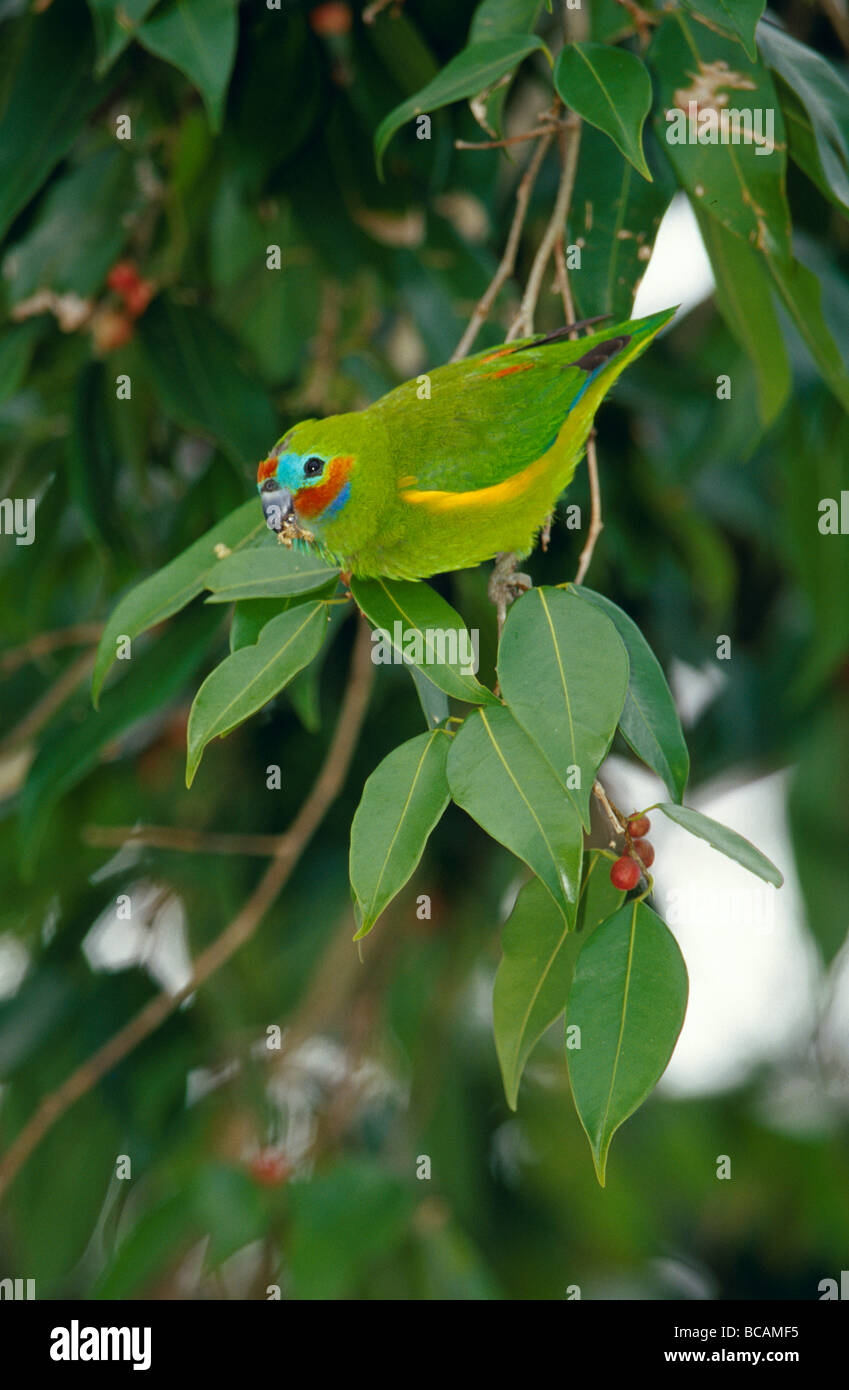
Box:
[257,416,364,541]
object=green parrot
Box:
[256,307,673,580]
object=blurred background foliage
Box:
[0,0,848,1299]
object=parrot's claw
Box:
[488,552,532,636]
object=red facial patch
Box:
[294,454,353,519]
[483,363,535,379]
[257,455,278,483]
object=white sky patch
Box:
[601,756,820,1098]
[632,191,716,323]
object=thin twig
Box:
[507,118,581,341]
[0,619,375,1203]
[455,122,563,152]
[83,824,293,857]
[451,122,556,361]
[1,623,102,676]
[574,433,603,584]
[0,650,94,758]
[593,779,627,840]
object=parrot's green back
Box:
[258,307,674,579]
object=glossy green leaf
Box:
[92,499,264,704]
[186,599,329,784]
[573,586,689,802]
[21,606,220,872]
[447,707,584,919]
[134,296,278,465]
[468,0,544,137]
[568,124,676,319]
[555,42,653,180]
[656,802,784,885]
[0,1,111,242]
[229,591,336,652]
[350,577,497,705]
[350,729,451,939]
[409,666,451,729]
[680,0,765,60]
[499,587,629,827]
[763,253,849,415]
[374,35,548,175]
[758,21,849,213]
[649,15,790,259]
[205,545,339,601]
[137,0,238,132]
[567,900,688,1184]
[694,204,791,425]
[88,0,160,74]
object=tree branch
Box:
[0,618,375,1203]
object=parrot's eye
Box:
[261,479,277,494]
[303,456,324,478]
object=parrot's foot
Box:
[488,552,532,636]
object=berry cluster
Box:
[609,814,655,891]
[93,261,155,353]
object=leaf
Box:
[757,20,849,214]
[693,203,791,425]
[648,14,791,259]
[0,0,112,242]
[87,0,161,74]
[788,697,849,963]
[68,361,122,549]
[656,802,784,885]
[350,729,450,939]
[134,295,278,465]
[572,586,689,803]
[498,587,629,827]
[763,253,849,416]
[374,35,549,176]
[680,0,765,60]
[566,900,688,1184]
[137,0,238,132]
[494,878,575,1110]
[92,499,264,704]
[20,606,220,873]
[205,545,339,601]
[229,593,334,651]
[447,707,584,919]
[555,42,653,180]
[409,667,450,729]
[186,600,330,785]
[468,0,545,137]
[568,124,676,320]
[575,848,627,936]
[288,1160,412,1300]
[350,577,497,706]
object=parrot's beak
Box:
[261,486,295,534]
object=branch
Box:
[0,618,375,1203]
[574,433,603,584]
[1,623,102,676]
[83,824,293,857]
[451,120,556,361]
[507,118,581,340]
[0,649,94,759]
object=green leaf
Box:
[567,900,688,1184]
[572,586,689,803]
[468,0,544,137]
[757,21,849,214]
[568,124,676,319]
[575,848,627,936]
[656,802,784,886]
[498,587,629,828]
[186,600,330,785]
[374,35,548,175]
[554,42,653,180]
[680,0,765,60]
[137,0,238,132]
[763,253,849,416]
[205,545,339,601]
[134,295,278,465]
[648,14,790,259]
[350,577,497,706]
[409,666,451,729]
[92,499,264,705]
[229,593,335,651]
[447,707,584,920]
[68,361,122,549]
[0,321,43,405]
[21,606,220,873]
[693,204,791,425]
[288,1159,412,1300]
[0,1,112,242]
[788,697,849,963]
[87,0,161,74]
[350,729,450,939]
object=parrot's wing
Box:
[372,309,674,496]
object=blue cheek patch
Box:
[325,481,351,518]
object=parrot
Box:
[256,307,674,583]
